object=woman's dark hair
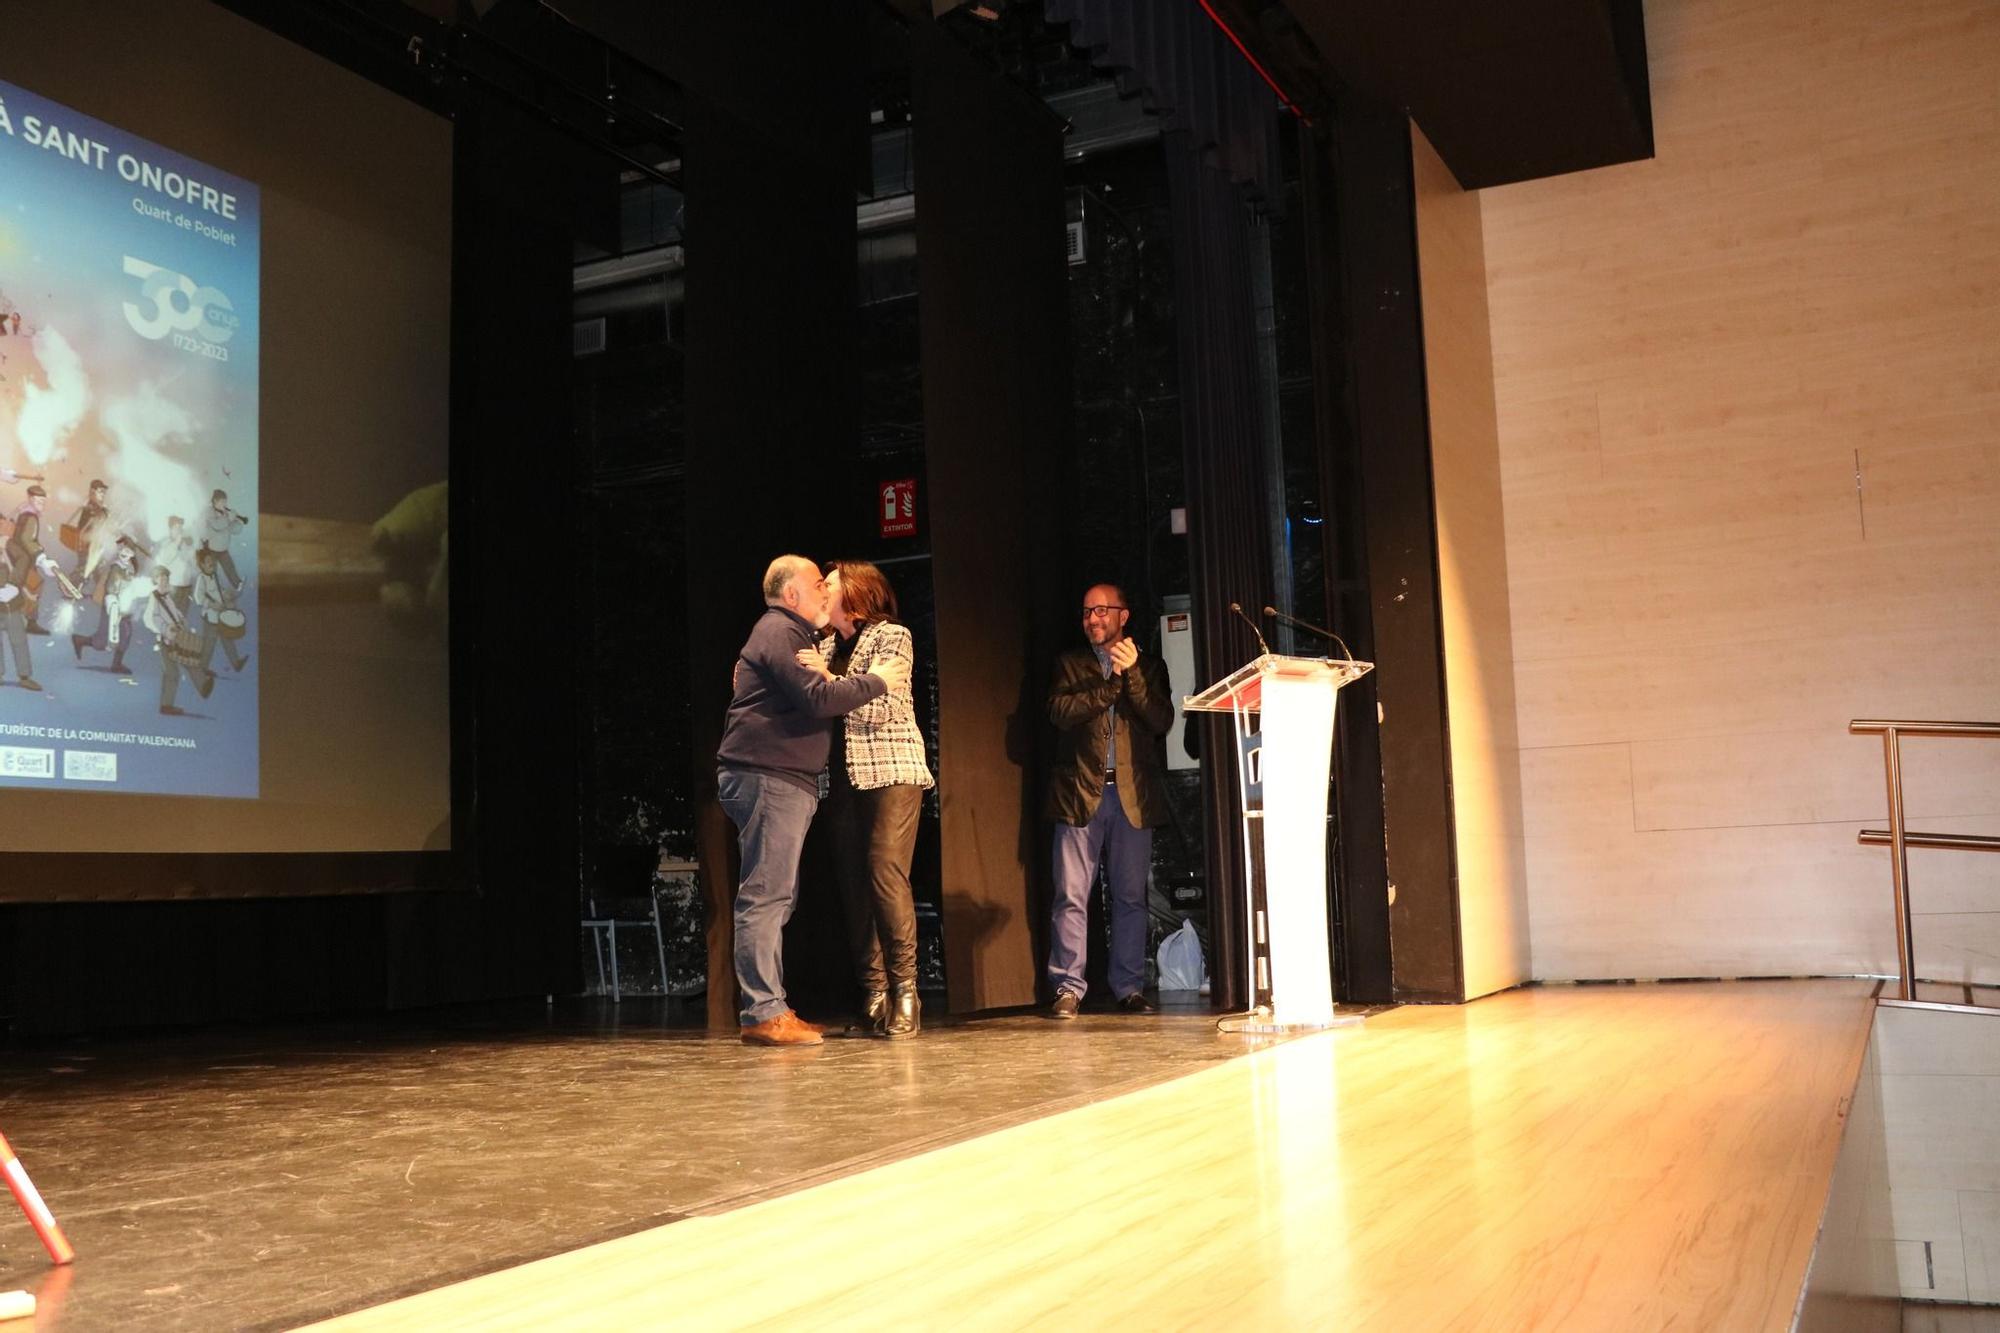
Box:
[828,559,898,625]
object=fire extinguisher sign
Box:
[879,478,917,538]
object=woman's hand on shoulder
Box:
[795,645,834,681]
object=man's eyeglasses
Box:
[1081,605,1127,619]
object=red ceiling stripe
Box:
[1193,0,1310,124]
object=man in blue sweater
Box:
[718,554,910,1046]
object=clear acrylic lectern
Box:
[1185,653,1374,1032]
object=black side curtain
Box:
[1047,0,1286,1008]
[1166,131,1274,1012]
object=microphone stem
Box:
[1227,601,1271,657]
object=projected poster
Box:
[0,78,260,798]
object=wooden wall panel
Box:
[1482,0,2000,983]
[1411,126,1531,999]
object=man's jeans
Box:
[1047,779,1153,1002]
[718,768,819,1025]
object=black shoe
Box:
[160,705,186,716]
[1048,990,1080,1021]
[18,677,41,691]
[113,659,131,675]
[859,990,889,1038]
[70,636,83,660]
[887,982,921,1039]
[26,623,46,635]
[1116,992,1157,1014]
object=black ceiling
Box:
[1235,0,1654,189]
[431,0,1653,193]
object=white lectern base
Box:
[1218,1009,1367,1036]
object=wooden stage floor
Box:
[310,979,1876,1331]
[0,1001,1292,1329]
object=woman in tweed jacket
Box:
[797,559,935,1038]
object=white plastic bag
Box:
[1156,917,1207,992]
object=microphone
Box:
[1228,601,1271,656]
[1263,605,1357,665]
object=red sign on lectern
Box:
[879,478,917,538]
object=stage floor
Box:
[0,999,1296,1330]
[306,979,1877,1332]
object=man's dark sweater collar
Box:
[767,605,815,634]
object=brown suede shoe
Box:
[741,1011,824,1047]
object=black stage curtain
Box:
[1163,134,1275,1013]
[566,1,869,1027]
[382,99,588,1011]
[911,23,1074,1012]
[680,83,863,1029]
[1038,0,1286,1012]
[1037,0,1287,1010]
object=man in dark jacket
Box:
[6,485,55,635]
[1044,581,1175,1018]
[718,555,909,1047]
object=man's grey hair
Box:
[762,554,813,604]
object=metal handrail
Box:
[1858,830,2000,853]
[1851,718,2000,1003]
[1852,720,2000,738]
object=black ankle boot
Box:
[886,982,920,1039]
[860,990,889,1038]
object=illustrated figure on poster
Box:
[155,515,196,611]
[67,479,111,592]
[142,565,213,716]
[201,489,248,591]
[72,540,147,676]
[6,485,81,637]
[0,544,43,692]
[0,467,47,554]
[193,547,249,674]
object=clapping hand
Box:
[1108,638,1139,675]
